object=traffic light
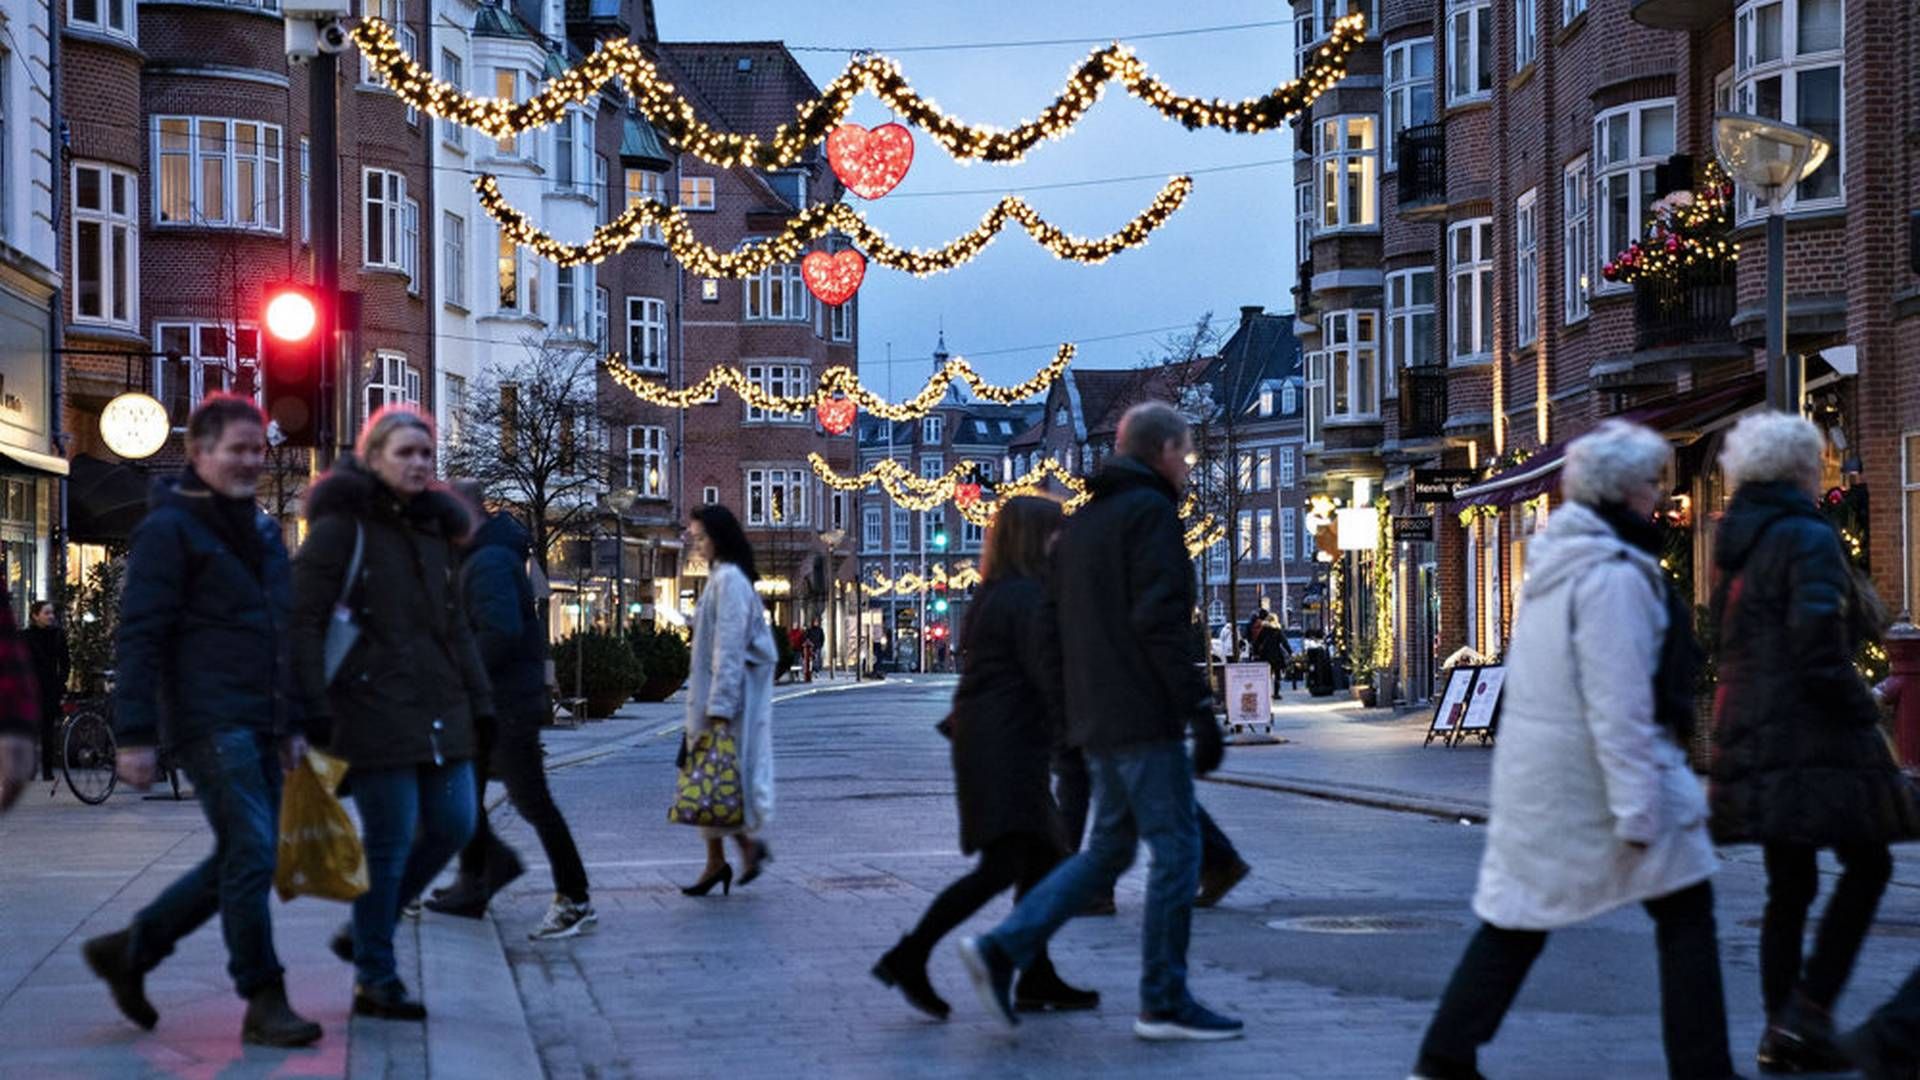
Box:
[932,528,948,550]
[260,282,326,446]
[929,622,948,641]
[932,597,949,614]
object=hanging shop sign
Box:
[1392,515,1436,543]
[99,392,169,460]
[1412,468,1476,504]
[1336,507,1379,551]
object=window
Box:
[744,469,807,527]
[526,248,540,318]
[920,455,944,480]
[746,259,808,321]
[593,155,610,223]
[72,164,136,328]
[1293,10,1318,80]
[299,139,310,243]
[1237,511,1254,560]
[923,416,943,445]
[443,212,466,308]
[592,287,609,352]
[922,510,945,546]
[359,0,401,83]
[401,197,420,293]
[1449,219,1494,363]
[1208,540,1227,578]
[1515,0,1538,69]
[1447,0,1493,103]
[1316,116,1378,230]
[680,175,715,210]
[1563,155,1593,322]
[1594,102,1677,297]
[493,70,519,155]
[627,426,667,497]
[155,322,258,424]
[1280,446,1297,487]
[496,229,519,311]
[745,364,808,423]
[365,352,421,418]
[1734,0,1843,211]
[1323,310,1382,420]
[1564,0,1589,22]
[1295,178,1315,262]
[829,294,853,342]
[1303,351,1327,445]
[962,516,985,549]
[862,505,882,551]
[1256,449,1273,491]
[1282,382,1298,415]
[1515,188,1540,347]
[1259,389,1275,417]
[442,372,467,446]
[363,168,406,269]
[1237,452,1254,493]
[1386,268,1438,381]
[626,169,666,242]
[554,111,588,195]
[439,51,465,149]
[155,117,284,231]
[500,383,519,460]
[398,25,419,124]
[892,508,911,550]
[1282,508,1298,559]
[703,486,719,506]
[557,267,578,337]
[1385,41,1435,171]
[69,0,132,41]
[625,297,667,372]
[1257,510,1275,561]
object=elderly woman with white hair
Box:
[1708,410,1910,1074]
[1411,420,1739,1080]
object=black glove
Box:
[1189,712,1225,777]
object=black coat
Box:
[113,473,299,750]
[291,458,493,771]
[23,625,66,706]
[462,511,549,721]
[1051,457,1213,754]
[1708,480,1915,847]
[948,576,1065,855]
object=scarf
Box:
[181,469,265,581]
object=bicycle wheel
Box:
[62,710,117,805]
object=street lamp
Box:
[1712,113,1832,413]
[818,528,846,679]
[606,487,637,631]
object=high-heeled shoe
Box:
[681,864,733,897]
[737,841,773,887]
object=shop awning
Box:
[1450,373,1766,511]
[0,444,70,478]
[67,454,151,543]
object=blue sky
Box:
[652,1,1303,387]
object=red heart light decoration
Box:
[953,483,982,508]
[816,396,856,435]
[802,250,866,307]
[827,122,915,200]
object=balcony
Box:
[1396,123,1447,217]
[1398,367,1447,441]
[1630,0,1725,31]
[1291,257,1316,318]
[1633,267,1737,353]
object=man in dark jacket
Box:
[80,394,320,1048]
[961,402,1240,1042]
[427,485,594,940]
[23,600,66,781]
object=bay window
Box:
[496,229,519,311]
[1593,100,1676,294]
[1449,218,1494,363]
[70,0,132,40]
[364,351,421,419]
[156,117,284,231]
[155,322,258,425]
[1323,309,1382,420]
[439,51,465,149]
[1563,155,1592,322]
[626,169,667,242]
[1386,268,1437,376]
[1295,177,1315,261]
[1384,41,1435,171]
[745,468,808,526]
[1515,188,1540,347]
[72,164,136,328]
[1316,115,1378,231]
[1447,0,1493,104]
[745,364,808,423]
[1733,0,1843,212]
[1304,350,1328,445]
[493,70,519,156]
[1515,0,1538,69]
[746,259,808,322]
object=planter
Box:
[1354,683,1378,708]
[584,688,629,719]
[1373,669,1399,708]
[634,675,685,703]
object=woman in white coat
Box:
[678,504,776,897]
[1411,420,1740,1080]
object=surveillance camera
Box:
[316,19,351,54]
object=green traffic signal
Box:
[933,597,949,614]
[933,530,949,549]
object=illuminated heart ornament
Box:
[816,396,857,435]
[827,122,915,200]
[953,482,982,508]
[802,250,866,307]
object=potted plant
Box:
[628,622,691,702]
[552,630,645,719]
[67,557,125,695]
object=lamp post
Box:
[1712,113,1832,414]
[605,487,637,632]
[819,528,846,679]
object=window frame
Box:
[1592,99,1678,296]
[442,210,466,309]
[744,364,809,424]
[365,350,421,419]
[1515,188,1540,347]
[1322,309,1383,421]
[362,167,407,271]
[1515,0,1539,70]
[625,295,668,373]
[923,416,943,445]
[1386,267,1438,380]
[1448,218,1495,364]
[626,168,667,243]
[1732,0,1844,215]
[1384,40,1436,172]
[153,320,258,425]
[1303,350,1327,445]
[68,0,133,42]
[627,425,668,498]
[154,116,285,233]
[439,50,466,151]
[1563,155,1593,323]
[679,175,716,211]
[1446,0,1493,104]
[71,163,138,330]
[744,258,809,323]
[1314,114,1379,233]
[744,467,808,527]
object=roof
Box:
[854,403,1042,452]
[1008,419,1045,450]
[472,2,537,40]
[1206,307,1301,418]
[653,43,824,144]
[620,112,671,170]
[1066,361,1217,440]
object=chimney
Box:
[1239,305,1264,328]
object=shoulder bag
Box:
[322,523,366,685]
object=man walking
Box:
[23,600,66,781]
[80,394,320,1047]
[960,402,1241,1041]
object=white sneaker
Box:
[529,896,597,940]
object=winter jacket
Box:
[949,576,1066,855]
[462,511,549,721]
[1473,502,1718,930]
[684,561,775,836]
[1051,456,1214,754]
[23,624,67,708]
[290,457,493,771]
[114,472,299,750]
[1708,480,1915,847]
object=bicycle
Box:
[54,692,183,806]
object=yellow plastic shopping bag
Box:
[274,749,369,902]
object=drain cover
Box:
[1266,914,1458,935]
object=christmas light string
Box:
[861,563,983,599]
[1602,160,1739,285]
[477,174,1192,271]
[349,15,1366,165]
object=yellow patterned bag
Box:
[669,722,745,829]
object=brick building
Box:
[1292,0,1916,703]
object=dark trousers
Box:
[351,760,476,989]
[896,830,1064,976]
[1760,841,1893,1015]
[457,709,590,904]
[1416,880,1735,1080]
[1054,747,1239,873]
[1860,964,1920,1069]
[128,729,284,998]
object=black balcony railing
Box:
[1633,266,1737,352]
[1291,257,1315,316]
[1399,367,1447,440]
[1397,123,1446,210]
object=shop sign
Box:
[100,392,169,459]
[1393,515,1436,543]
[1412,467,1476,503]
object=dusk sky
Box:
[653,1,1304,389]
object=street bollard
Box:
[1883,621,1920,768]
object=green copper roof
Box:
[621,113,672,170]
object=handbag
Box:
[669,721,745,829]
[322,523,366,685]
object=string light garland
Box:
[476,173,1193,271]
[349,15,1367,166]
[601,344,1073,421]
[862,563,983,598]
[1602,160,1739,285]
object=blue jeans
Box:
[129,728,284,998]
[349,760,476,989]
[984,739,1201,1014]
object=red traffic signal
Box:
[264,288,318,342]
[260,282,327,446]
[928,623,948,641]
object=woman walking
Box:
[1709,411,1911,1074]
[23,601,67,782]
[292,406,491,1020]
[678,504,775,897]
[1411,421,1739,1080]
[872,496,1098,1020]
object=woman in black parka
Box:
[291,406,494,1021]
[871,496,1097,1020]
[1710,410,1913,1073]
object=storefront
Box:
[0,271,62,621]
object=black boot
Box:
[353,980,428,1021]
[871,941,949,1020]
[1757,994,1853,1074]
[243,980,323,1047]
[329,923,354,964]
[1014,955,1101,1013]
[1196,858,1252,909]
[81,930,157,1030]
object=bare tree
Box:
[444,341,610,572]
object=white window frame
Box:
[862,505,882,552]
[1304,351,1327,445]
[299,139,310,243]
[592,286,610,352]
[923,415,943,445]
[68,0,133,42]
[1564,0,1589,22]
[745,258,809,322]
[553,109,590,196]
[1323,309,1383,421]
[1315,115,1379,232]
[1280,446,1297,487]
[443,211,466,308]
[365,350,421,419]
[154,116,285,232]
[153,321,258,425]
[439,50,466,150]
[442,372,467,447]
[1257,509,1275,561]
[1255,448,1273,491]
[1733,0,1844,216]
[679,175,716,211]
[1294,177,1315,263]
[891,507,911,551]
[492,69,520,157]
[744,364,809,424]
[1386,268,1438,381]
[402,196,420,293]
[1447,0,1493,104]
[1515,188,1540,348]
[1237,510,1255,560]
[625,296,667,372]
[1515,0,1539,69]
[1563,155,1593,323]
[626,169,667,243]
[1593,100,1677,296]
[71,163,138,329]
[920,454,944,481]
[1904,433,1920,615]
[1282,382,1298,415]
[1449,218,1494,364]
[627,425,667,498]
[496,227,520,312]
[1282,507,1298,560]
[362,167,406,270]
[829,294,853,342]
[744,468,808,528]
[1384,40,1435,171]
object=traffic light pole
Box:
[311,48,341,469]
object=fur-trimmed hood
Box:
[303,454,474,540]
